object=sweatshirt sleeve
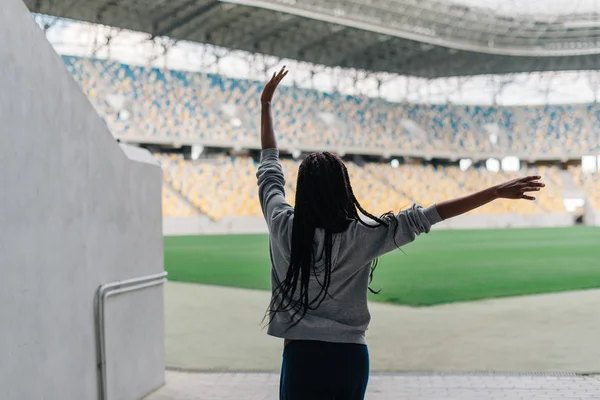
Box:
[256,148,294,236]
[351,203,442,261]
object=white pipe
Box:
[98,272,167,294]
[95,272,167,400]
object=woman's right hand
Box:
[261,66,288,104]
[494,176,545,200]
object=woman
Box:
[257,67,545,400]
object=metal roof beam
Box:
[335,36,392,66]
[153,0,221,38]
[295,26,349,58]
[151,0,201,25]
[235,14,297,48]
[224,0,600,55]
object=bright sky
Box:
[39,14,600,106]
[451,0,600,16]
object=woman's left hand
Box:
[261,66,288,104]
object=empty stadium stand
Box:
[63,56,599,156]
[571,166,600,211]
[158,154,573,219]
[60,56,598,219]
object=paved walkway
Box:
[165,282,600,372]
[146,371,600,400]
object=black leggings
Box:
[279,340,370,400]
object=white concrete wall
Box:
[164,212,574,236]
[163,216,268,235]
[583,201,600,226]
[0,2,164,399]
[593,210,600,226]
[435,212,574,230]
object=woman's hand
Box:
[261,66,288,104]
[495,176,545,200]
[435,176,546,221]
[260,67,288,149]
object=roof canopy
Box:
[27,0,600,77]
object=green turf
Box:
[164,227,600,306]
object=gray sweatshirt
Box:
[256,148,442,345]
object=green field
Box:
[164,227,600,306]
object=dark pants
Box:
[279,340,370,400]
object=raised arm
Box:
[260,66,288,150]
[435,175,545,220]
[353,175,546,260]
[257,67,293,237]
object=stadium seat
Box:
[59,55,585,219]
[62,55,599,155]
[158,154,564,220]
[571,166,600,211]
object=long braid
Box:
[266,152,397,329]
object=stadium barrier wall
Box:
[435,212,574,229]
[164,215,269,235]
[584,201,600,226]
[0,2,164,399]
[163,213,574,236]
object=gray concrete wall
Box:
[163,213,574,236]
[163,216,269,235]
[584,201,600,226]
[435,212,574,230]
[593,210,600,226]
[0,2,164,399]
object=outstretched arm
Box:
[257,67,293,237]
[260,66,288,150]
[435,175,545,220]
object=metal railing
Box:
[95,272,168,400]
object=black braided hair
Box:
[266,152,396,331]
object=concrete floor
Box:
[146,371,600,400]
[165,282,600,373]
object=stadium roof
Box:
[26,0,600,78]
